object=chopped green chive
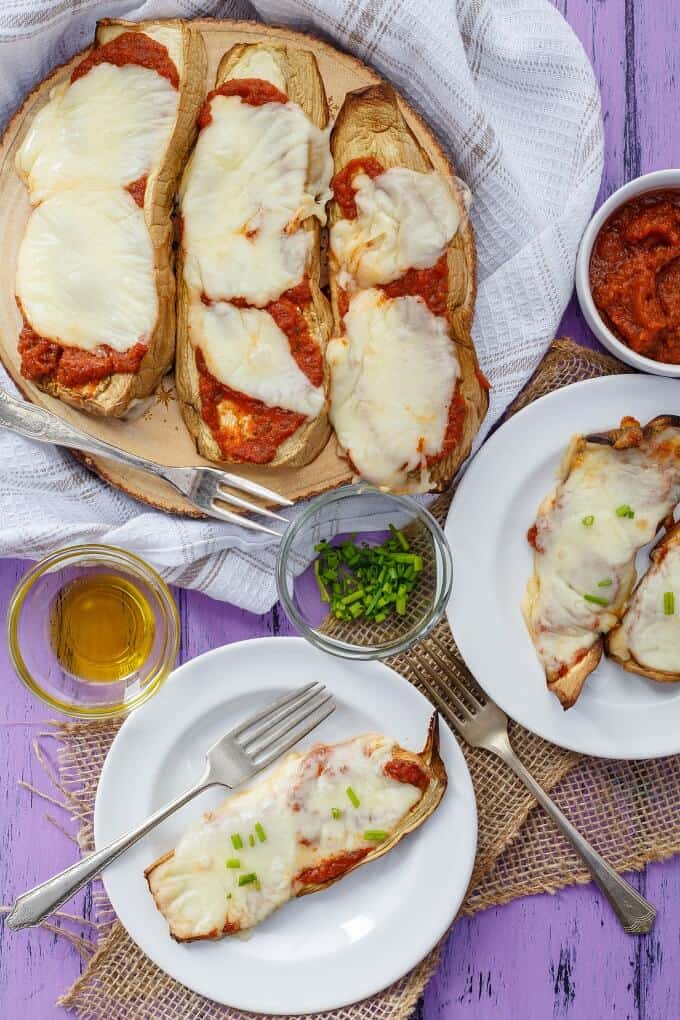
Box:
[226,892,232,899]
[582,515,595,527]
[597,579,613,588]
[249,833,256,847]
[311,527,424,624]
[231,833,243,850]
[664,591,675,615]
[364,829,389,842]
[616,504,635,519]
[346,786,360,808]
[314,559,330,603]
[226,858,241,869]
[584,594,610,607]
[255,822,267,843]
[238,873,258,887]
[331,807,342,820]
[390,524,410,551]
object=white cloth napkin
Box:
[0,0,603,612]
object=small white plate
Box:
[95,637,477,1014]
[445,374,680,760]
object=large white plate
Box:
[95,637,477,1014]
[445,375,680,760]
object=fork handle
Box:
[497,744,656,934]
[0,388,193,494]
[5,776,210,931]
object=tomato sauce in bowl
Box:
[589,189,680,364]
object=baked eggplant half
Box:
[326,83,487,492]
[607,520,680,681]
[14,19,206,417]
[176,43,333,466]
[146,715,446,941]
[523,415,680,709]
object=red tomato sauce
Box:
[126,175,147,208]
[198,78,288,129]
[19,322,147,388]
[71,32,179,89]
[195,349,307,464]
[295,848,370,887]
[590,189,680,363]
[383,758,429,791]
[428,386,466,467]
[332,157,384,219]
[380,254,449,317]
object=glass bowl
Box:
[276,484,453,659]
[7,544,180,718]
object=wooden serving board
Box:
[0,19,466,516]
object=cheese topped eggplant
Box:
[175,43,332,466]
[146,717,446,941]
[607,522,680,680]
[14,20,205,416]
[328,289,460,489]
[524,416,680,708]
[180,75,331,308]
[16,60,179,205]
[330,167,461,290]
[328,84,487,493]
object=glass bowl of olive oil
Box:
[7,545,179,718]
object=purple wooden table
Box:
[2,3,679,1017]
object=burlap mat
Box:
[49,339,680,1019]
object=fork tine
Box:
[207,500,283,537]
[230,682,322,741]
[254,702,336,769]
[427,635,486,708]
[214,487,289,523]
[237,685,329,751]
[409,660,455,720]
[411,658,473,722]
[247,692,335,759]
[214,470,295,508]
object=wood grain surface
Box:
[1,2,680,1018]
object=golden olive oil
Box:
[49,573,155,683]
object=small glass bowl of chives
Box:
[276,484,453,659]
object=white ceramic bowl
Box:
[575,168,680,377]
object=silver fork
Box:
[0,388,291,537]
[6,681,334,931]
[410,636,657,935]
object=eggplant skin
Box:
[328,83,487,492]
[525,415,680,709]
[606,521,680,683]
[145,714,447,942]
[546,644,603,711]
[297,713,447,899]
[175,42,333,467]
[23,20,207,418]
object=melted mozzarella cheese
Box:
[180,94,332,306]
[227,46,287,93]
[191,301,324,417]
[612,537,680,673]
[524,429,680,676]
[328,290,459,490]
[330,168,460,289]
[147,735,423,940]
[16,189,157,352]
[16,62,179,205]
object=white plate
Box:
[445,375,680,760]
[95,637,477,1014]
